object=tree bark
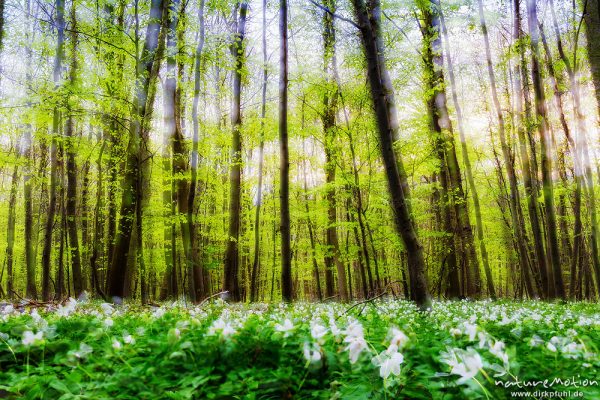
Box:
[189,0,208,300]
[420,0,481,298]
[350,0,430,308]
[223,2,247,301]
[5,165,18,298]
[320,0,349,301]
[65,0,83,297]
[250,0,266,302]
[526,0,565,299]
[512,0,546,297]
[41,0,66,301]
[108,0,165,299]
[279,0,292,302]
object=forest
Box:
[0,0,599,398]
[0,0,599,307]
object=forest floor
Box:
[0,298,598,399]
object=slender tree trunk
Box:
[302,139,322,300]
[279,0,292,302]
[250,0,267,303]
[65,1,83,297]
[439,4,483,298]
[351,0,430,308]
[512,0,546,297]
[576,0,600,294]
[320,0,348,301]
[5,165,18,298]
[160,90,177,301]
[161,67,177,300]
[41,0,65,301]
[22,0,35,301]
[526,0,565,299]
[475,0,530,299]
[108,0,165,299]
[189,0,208,299]
[223,2,247,301]
[421,0,481,298]
[90,133,106,298]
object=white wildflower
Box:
[72,343,93,359]
[303,342,322,363]
[329,318,342,337]
[440,347,483,384]
[112,339,122,350]
[344,336,369,364]
[57,298,77,317]
[529,335,544,347]
[310,321,328,342]
[2,305,14,315]
[372,343,404,379]
[489,340,509,368]
[450,328,462,337]
[209,318,236,337]
[464,323,477,341]
[389,328,409,349]
[274,319,295,336]
[22,330,44,347]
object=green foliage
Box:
[0,300,599,399]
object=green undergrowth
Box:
[0,299,598,399]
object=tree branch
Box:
[307,0,360,29]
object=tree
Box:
[250,0,267,302]
[419,0,481,298]
[526,0,565,299]
[321,0,348,301]
[189,0,208,300]
[513,0,547,298]
[41,0,65,301]
[108,0,165,299]
[350,0,430,308]
[224,1,248,301]
[280,0,292,302]
[65,0,84,297]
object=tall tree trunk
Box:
[108,0,165,299]
[585,0,600,109]
[189,0,208,299]
[5,165,18,298]
[321,0,348,301]
[163,0,188,301]
[577,0,600,294]
[526,0,565,299]
[65,0,83,297]
[420,0,481,298]
[169,1,197,303]
[475,0,530,299]
[540,24,582,283]
[42,0,65,301]
[351,0,430,308]
[23,0,35,301]
[89,133,106,298]
[224,2,247,301]
[436,5,473,299]
[513,0,546,297]
[279,0,292,302]
[302,138,323,301]
[250,0,266,302]
[161,93,177,300]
